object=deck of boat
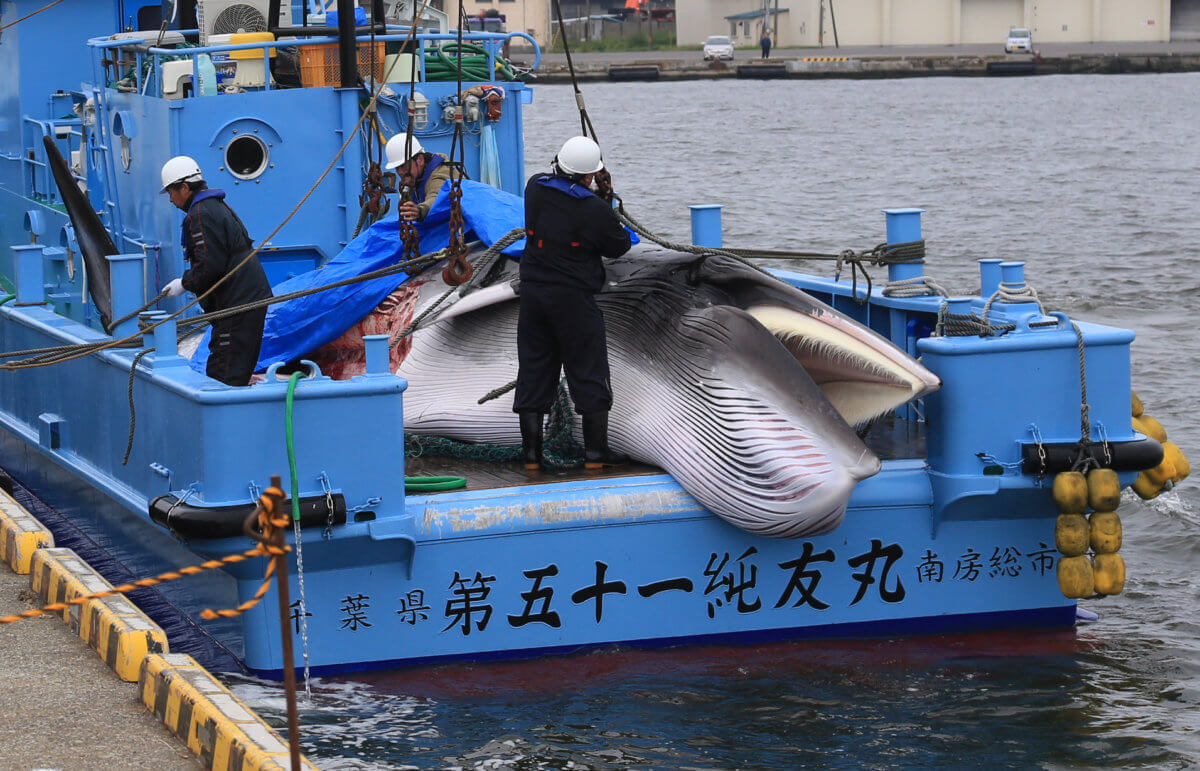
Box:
[405,412,927,493]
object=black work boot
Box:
[519,411,545,470]
[582,412,630,469]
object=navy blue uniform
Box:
[180,189,273,386]
[514,174,632,414]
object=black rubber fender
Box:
[149,492,346,540]
[1020,437,1163,476]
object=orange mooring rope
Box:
[0,488,290,626]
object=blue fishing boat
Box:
[0,0,1183,679]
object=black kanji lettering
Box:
[775,542,835,610]
[508,564,562,628]
[847,540,905,605]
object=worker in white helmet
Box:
[514,136,632,472]
[383,134,457,222]
[159,155,272,386]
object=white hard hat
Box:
[160,155,203,193]
[554,136,603,176]
[385,134,424,170]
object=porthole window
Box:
[225,134,268,180]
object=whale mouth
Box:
[746,304,941,426]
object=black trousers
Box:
[206,307,267,387]
[514,282,613,414]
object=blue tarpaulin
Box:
[190,179,634,374]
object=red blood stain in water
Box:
[339,626,1089,701]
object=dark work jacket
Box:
[520,174,632,293]
[180,189,272,315]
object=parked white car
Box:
[1005,27,1032,54]
[703,35,735,61]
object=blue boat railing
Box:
[87,27,541,100]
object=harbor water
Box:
[225,74,1200,768]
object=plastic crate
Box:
[298,42,386,87]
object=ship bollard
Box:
[363,334,390,375]
[995,261,1043,320]
[689,204,723,248]
[978,258,1003,298]
[12,245,46,305]
[138,310,184,364]
[999,260,1026,287]
[138,310,163,348]
[882,208,926,282]
[107,253,145,338]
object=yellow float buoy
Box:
[1131,472,1161,500]
[1092,553,1126,596]
[1086,468,1122,512]
[1057,555,1095,599]
[1144,458,1177,487]
[1131,391,1144,418]
[1055,513,1090,557]
[1162,441,1190,482]
[1132,414,1168,443]
[1052,471,1089,514]
[1088,510,1122,554]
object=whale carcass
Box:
[310,244,940,538]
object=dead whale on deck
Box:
[330,244,940,538]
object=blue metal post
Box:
[142,310,186,369]
[999,261,1026,286]
[978,258,1003,297]
[689,205,723,248]
[364,333,390,374]
[107,253,144,339]
[338,88,365,245]
[945,297,973,318]
[882,207,925,282]
[13,245,46,304]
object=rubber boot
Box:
[519,411,545,470]
[582,412,630,469]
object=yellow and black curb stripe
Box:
[802,57,850,61]
[30,546,170,681]
[140,653,317,770]
[2,492,314,768]
[0,492,54,573]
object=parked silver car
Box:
[703,35,735,61]
[1005,27,1032,54]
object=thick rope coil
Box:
[882,275,949,298]
[981,280,1045,323]
[934,305,1015,337]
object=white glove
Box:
[163,278,185,298]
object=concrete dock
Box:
[0,488,316,770]
[0,563,200,770]
[529,40,1200,82]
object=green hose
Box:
[286,371,465,518]
[285,372,302,522]
[405,475,467,492]
[424,42,518,82]
[0,294,15,307]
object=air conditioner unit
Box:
[197,0,288,45]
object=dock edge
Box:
[0,489,315,769]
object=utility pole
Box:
[829,0,839,47]
[818,0,824,46]
[773,0,779,46]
